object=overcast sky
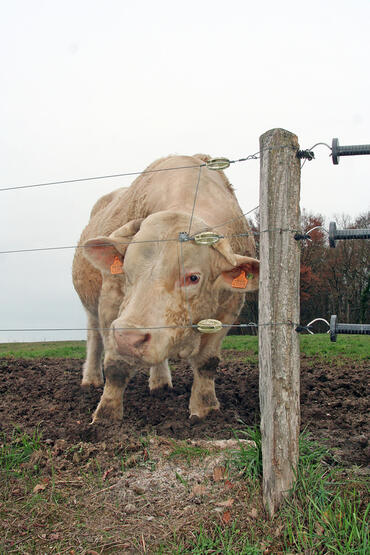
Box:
[1,0,369,342]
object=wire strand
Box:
[187,165,203,235]
[0,163,207,193]
[0,141,319,194]
[0,237,179,255]
[179,239,193,327]
[0,205,262,255]
[190,205,259,236]
[0,321,301,333]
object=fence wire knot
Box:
[178,232,191,242]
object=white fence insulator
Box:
[206,158,231,170]
[197,319,223,333]
[193,232,222,245]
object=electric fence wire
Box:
[0,163,207,193]
[0,320,326,333]
[0,205,262,255]
[0,141,328,254]
[187,165,203,235]
[0,141,323,194]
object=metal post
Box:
[259,129,301,516]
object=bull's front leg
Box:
[81,310,104,387]
[189,355,221,418]
[91,358,136,423]
[188,316,233,418]
[149,360,173,393]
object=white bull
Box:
[72,155,259,422]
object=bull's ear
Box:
[110,218,144,240]
[83,237,126,274]
[216,254,259,292]
[83,218,144,274]
[217,254,260,293]
[212,238,259,293]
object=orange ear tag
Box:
[110,256,124,275]
[232,270,248,289]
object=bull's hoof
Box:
[149,384,173,398]
[81,378,104,388]
[82,362,104,387]
[90,400,123,424]
[189,414,202,426]
[189,400,220,420]
[189,409,221,422]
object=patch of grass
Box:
[161,523,263,554]
[222,334,258,355]
[0,428,42,474]
[175,471,189,488]
[229,425,262,480]
[226,426,369,554]
[222,333,369,361]
[116,435,157,472]
[0,340,86,359]
[281,434,369,554]
[168,441,211,465]
[0,334,368,361]
[299,333,369,360]
[1,424,368,554]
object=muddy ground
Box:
[0,352,368,467]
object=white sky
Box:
[1,0,369,342]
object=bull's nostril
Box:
[133,333,151,348]
[113,328,151,352]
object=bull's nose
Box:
[114,328,151,352]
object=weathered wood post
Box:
[259,128,301,516]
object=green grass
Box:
[223,333,369,361]
[0,428,42,473]
[282,435,369,554]
[228,425,263,480]
[0,334,368,360]
[0,340,86,359]
[168,441,211,465]
[159,429,369,553]
[225,427,369,554]
[1,425,368,554]
[163,523,263,554]
[299,333,369,359]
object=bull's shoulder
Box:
[192,153,211,164]
[89,187,128,219]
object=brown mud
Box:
[0,353,368,467]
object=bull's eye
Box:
[182,273,200,286]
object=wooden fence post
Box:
[259,128,301,516]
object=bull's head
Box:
[83,211,259,365]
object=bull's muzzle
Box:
[113,327,151,357]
